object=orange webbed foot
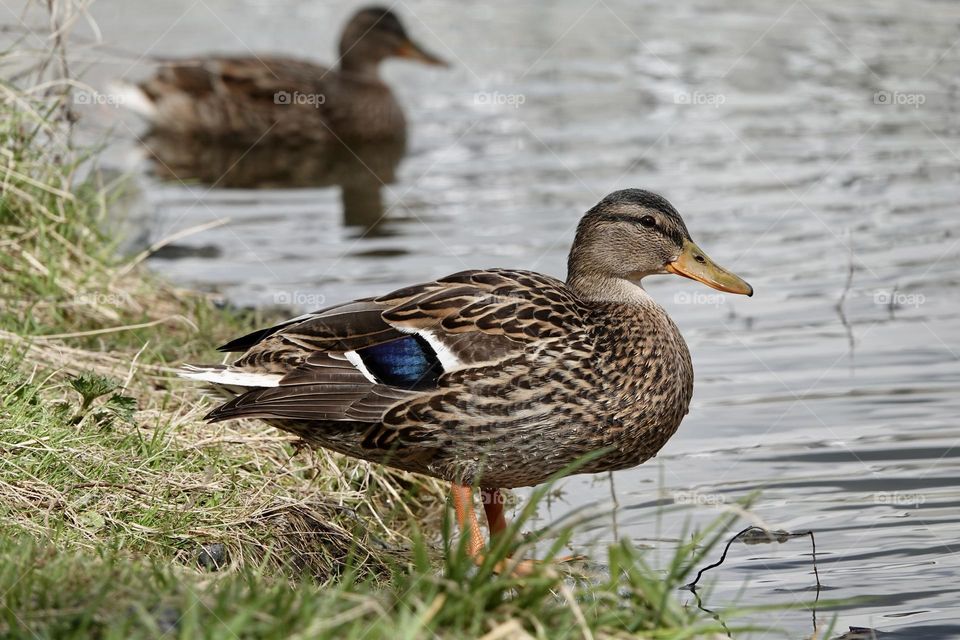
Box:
[452,484,588,579]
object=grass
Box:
[0,356,741,638]
[0,524,738,639]
[0,3,746,637]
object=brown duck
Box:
[182,189,753,574]
[124,6,445,143]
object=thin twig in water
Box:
[685,525,821,591]
[835,240,855,313]
[689,588,733,639]
[686,525,823,638]
[835,237,856,359]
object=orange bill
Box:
[666,239,753,296]
[396,39,447,66]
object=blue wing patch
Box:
[355,335,443,389]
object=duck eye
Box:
[639,215,656,228]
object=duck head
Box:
[339,6,446,74]
[567,189,753,301]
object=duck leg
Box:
[481,487,507,537]
[452,484,569,577]
[479,486,586,572]
[451,484,485,558]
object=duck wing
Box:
[135,55,342,140]
[187,269,585,425]
[141,55,333,105]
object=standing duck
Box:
[123,6,445,144]
[182,189,753,573]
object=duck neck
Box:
[339,52,382,79]
[566,268,656,307]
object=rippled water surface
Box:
[78,0,960,636]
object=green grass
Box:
[0,361,741,639]
[0,525,737,640]
[0,5,747,637]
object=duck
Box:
[121,6,445,144]
[181,189,753,574]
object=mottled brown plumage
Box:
[181,188,753,573]
[129,7,445,143]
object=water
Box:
[73,0,960,636]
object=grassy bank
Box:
[0,9,739,638]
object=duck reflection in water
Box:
[142,135,407,234]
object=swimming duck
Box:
[182,189,753,573]
[123,6,445,143]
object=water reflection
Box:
[143,134,406,235]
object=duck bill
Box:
[396,39,447,66]
[666,239,753,296]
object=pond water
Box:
[75,0,960,636]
